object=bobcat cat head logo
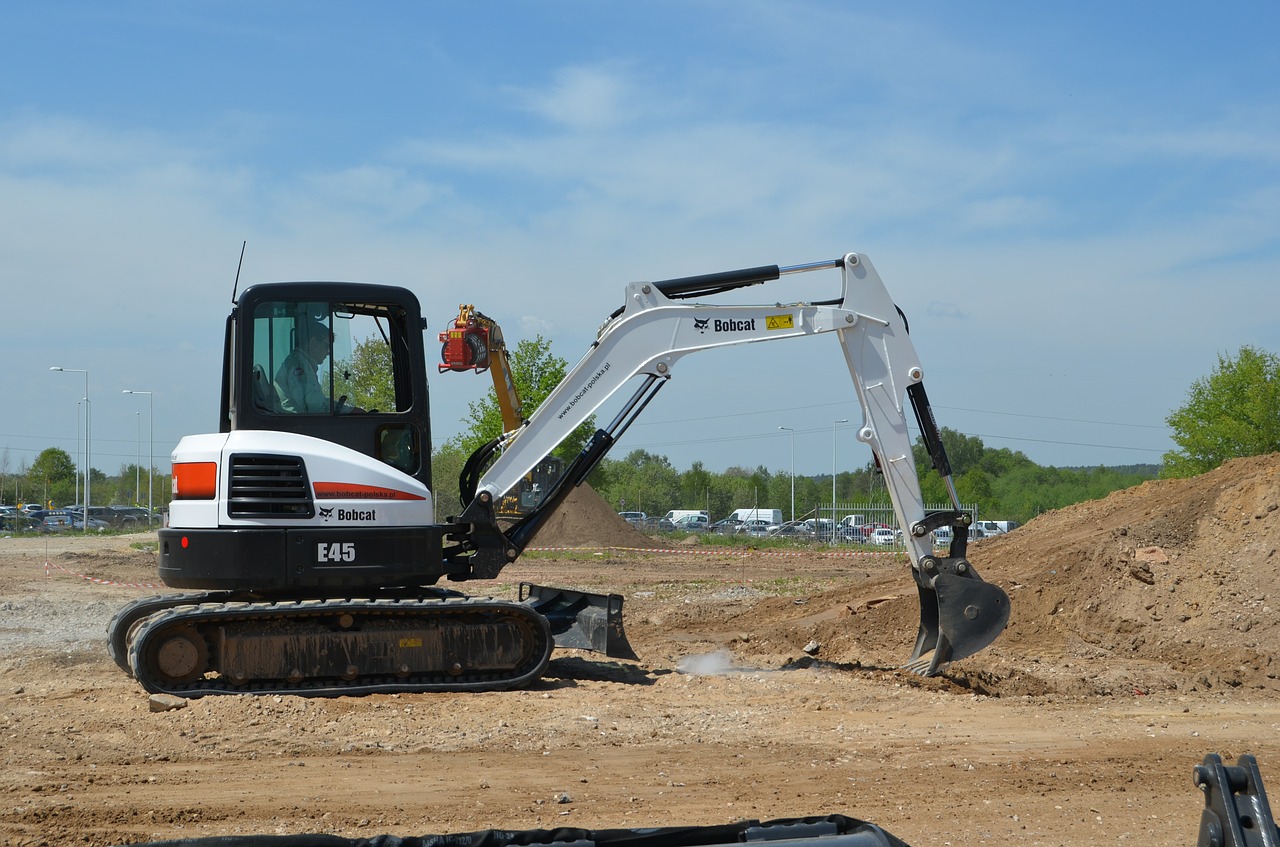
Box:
[318,506,334,520]
[693,317,710,332]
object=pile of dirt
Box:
[973,452,1280,694]
[711,453,1280,698]
[527,482,653,549]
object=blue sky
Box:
[3,1,1279,488]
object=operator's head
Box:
[300,318,331,358]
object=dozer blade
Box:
[520,582,639,660]
[904,557,1009,677]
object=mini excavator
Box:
[107,251,1009,697]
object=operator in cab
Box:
[276,318,332,414]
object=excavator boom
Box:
[467,252,1008,674]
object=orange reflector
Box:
[173,462,218,499]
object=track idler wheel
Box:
[137,623,211,686]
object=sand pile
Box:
[527,482,653,549]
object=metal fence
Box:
[816,502,979,546]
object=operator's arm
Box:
[276,351,328,414]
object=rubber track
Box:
[127,596,553,698]
[107,591,234,676]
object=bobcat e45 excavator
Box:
[107,251,1010,697]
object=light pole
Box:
[778,426,795,522]
[832,418,848,537]
[51,367,90,532]
[75,399,82,506]
[122,389,154,523]
[133,412,141,502]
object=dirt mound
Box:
[649,453,1280,699]
[968,452,1280,695]
[527,483,653,549]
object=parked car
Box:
[867,527,901,546]
[107,506,147,527]
[41,511,76,531]
[769,520,811,538]
[618,511,648,527]
[71,516,110,531]
[801,518,835,541]
[1,514,47,533]
[710,518,744,534]
[671,514,710,532]
[738,519,773,537]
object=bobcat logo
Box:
[693,317,710,333]
[318,506,334,521]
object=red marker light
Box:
[181,536,189,548]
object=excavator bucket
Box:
[520,582,639,660]
[904,556,1009,677]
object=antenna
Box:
[231,240,247,303]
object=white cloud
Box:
[513,65,639,132]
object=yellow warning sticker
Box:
[399,637,423,648]
[766,314,794,330]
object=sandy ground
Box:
[3,457,1280,847]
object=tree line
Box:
[433,339,1278,524]
[10,341,1274,523]
[1,447,168,511]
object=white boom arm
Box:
[469,251,1007,675]
[478,252,936,558]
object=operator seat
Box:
[251,364,282,413]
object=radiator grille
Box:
[227,454,314,518]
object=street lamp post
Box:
[133,412,141,503]
[832,418,848,539]
[122,390,154,524]
[51,367,90,532]
[75,399,82,506]
[778,426,795,523]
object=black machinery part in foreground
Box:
[1195,753,1279,847]
[111,813,907,847]
[108,754,1276,847]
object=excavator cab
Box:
[224,282,433,489]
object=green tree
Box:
[450,335,595,463]
[26,448,77,508]
[336,336,397,412]
[1163,345,1280,478]
[591,449,681,516]
[430,442,470,520]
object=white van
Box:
[663,509,708,523]
[973,520,1019,536]
[728,508,783,526]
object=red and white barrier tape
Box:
[44,558,163,589]
[526,545,902,559]
[41,545,899,590]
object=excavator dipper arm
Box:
[462,252,1008,676]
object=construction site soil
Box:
[4,455,1280,846]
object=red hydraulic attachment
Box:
[439,305,524,432]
